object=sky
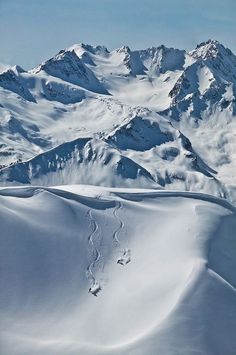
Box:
[0,0,235,69]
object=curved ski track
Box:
[86,209,101,293]
[112,201,124,246]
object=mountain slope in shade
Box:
[1,185,236,355]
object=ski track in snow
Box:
[87,201,128,295]
[86,209,102,296]
[112,201,124,246]
[112,201,131,265]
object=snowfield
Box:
[1,185,236,355]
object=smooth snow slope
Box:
[1,185,236,355]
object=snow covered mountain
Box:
[165,40,236,120]
[0,39,235,203]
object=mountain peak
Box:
[11,64,26,74]
[116,46,131,54]
[32,48,109,95]
[138,45,186,74]
[190,39,233,60]
[70,43,109,56]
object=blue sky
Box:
[0,0,235,68]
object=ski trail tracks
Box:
[86,199,129,296]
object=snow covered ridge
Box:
[1,185,236,355]
[0,39,236,204]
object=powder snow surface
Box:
[1,185,236,355]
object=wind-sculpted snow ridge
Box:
[1,185,236,355]
[0,39,236,204]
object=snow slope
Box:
[1,185,236,355]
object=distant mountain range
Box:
[0,39,235,203]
